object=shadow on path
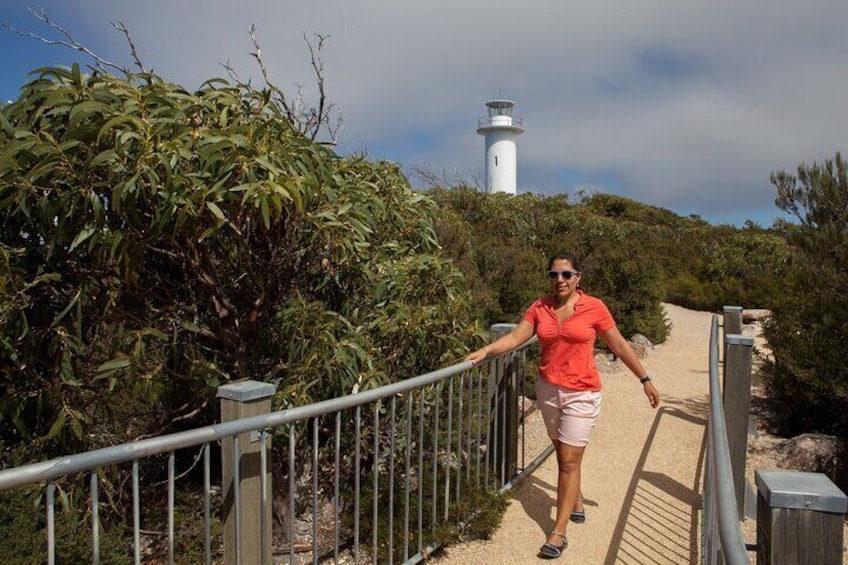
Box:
[603,405,708,564]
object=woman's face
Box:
[548,258,581,303]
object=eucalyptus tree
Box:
[0,65,477,458]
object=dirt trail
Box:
[434,303,713,564]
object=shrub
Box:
[762,153,848,452]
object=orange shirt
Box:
[523,291,615,391]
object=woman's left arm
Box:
[601,326,660,408]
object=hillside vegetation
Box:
[431,187,791,343]
[1,61,845,557]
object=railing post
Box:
[723,334,753,520]
[491,323,518,486]
[721,306,743,373]
[755,470,847,564]
[218,380,276,565]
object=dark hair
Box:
[547,252,582,271]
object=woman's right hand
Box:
[464,347,489,365]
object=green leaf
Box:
[69,100,109,125]
[96,358,131,373]
[90,149,118,168]
[69,227,95,252]
[96,115,144,144]
[254,156,280,175]
[260,197,270,229]
[0,109,17,137]
[70,418,83,439]
[60,353,79,385]
[206,201,226,220]
[47,411,67,439]
[71,62,81,86]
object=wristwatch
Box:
[639,375,652,384]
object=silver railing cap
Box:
[755,469,848,513]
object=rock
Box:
[630,333,654,350]
[628,334,654,359]
[519,395,534,418]
[775,433,844,480]
[742,309,771,323]
[594,352,616,373]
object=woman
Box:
[465,252,660,559]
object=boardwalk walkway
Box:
[434,304,713,564]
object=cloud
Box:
[3,0,846,225]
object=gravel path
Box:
[433,303,713,564]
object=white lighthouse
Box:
[476,100,524,194]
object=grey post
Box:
[723,334,754,520]
[756,470,847,564]
[491,323,518,485]
[722,306,743,374]
[218,380,276,565]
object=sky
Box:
[2,1,846,227]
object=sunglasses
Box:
[547,270,580,281]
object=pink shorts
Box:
[536,377,602,447]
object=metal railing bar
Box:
[707,315,749,565]
[288,426,295,565]
[354,406,361,564]
[204,443,211,565]
[91,472,100,565]
[443,376,454,521]
[500,356,507,486]
[493,358,501,487]
[404,394,412,562]
[485,362,492,489]
[456,373,464,502]
[389,397,396,565]
[417,389,424,556]
[233,436,241,565]
[476,366,482,489]
[516,349,527,469]
[132,460,140,565]
[46,479,55,565]
[168,451,175,565]
[312,417,318,565]
[0,362,480,491]
[333,412,341,563]
[372,402,380,565]
[260,431,268,565]
[432,382,439,528]
[465,370,473,486]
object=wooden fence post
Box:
[722,306,743,374]
[218,380,276,565]
[723,333,754,520]
[756,470,847,564]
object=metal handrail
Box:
[0,335,545,565]
[0,360,474,490]
[703,314,749,564]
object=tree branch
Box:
[245,25,342,144]
[2,6,128,75]
[110,21,147,73]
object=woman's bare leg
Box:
[546,440,585,545]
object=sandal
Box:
[571,493,586,523]
[538,531,568,559]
